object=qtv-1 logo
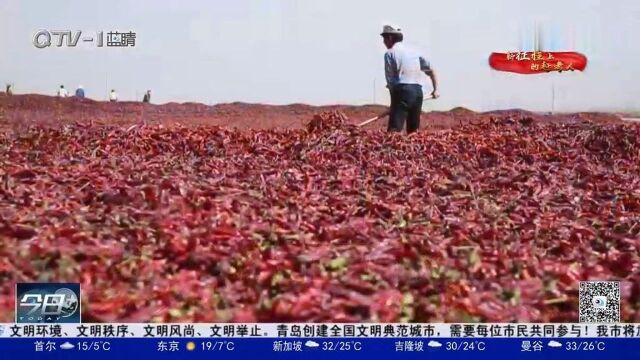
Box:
[16,283,81,323]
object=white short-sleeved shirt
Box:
[57,88,68,97]
[384,42,431,89]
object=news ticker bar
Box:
[3,338,637,359]
[1,323,640,339]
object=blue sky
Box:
[0,0,638,111]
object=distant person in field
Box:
[109,89,118,102]
[57,85,68,97]
[75,85,85,98]
[381,25,438,134]
[5,84,13,96]
[142,90,151,103]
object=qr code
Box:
[579,281,620,323]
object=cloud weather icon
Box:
[305,340,320,348]
[60,342,75,350]
[427,340,443,348]
[548,341,562,348]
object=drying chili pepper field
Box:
[1,95,639,322]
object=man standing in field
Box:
[142,90,151,103]
[75,85,85,98]
[109,89,118,102]
[57,85,68,97]
[381,25,438,134]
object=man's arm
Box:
[379,52,398,118]
[425,69,438,98]
[384,52,398,89]
[419,56,439,98]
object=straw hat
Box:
[380,25,402,36]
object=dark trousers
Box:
[388,84,423,134]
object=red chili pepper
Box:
[1,100,639,323]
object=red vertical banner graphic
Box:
[489,51,587,74]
